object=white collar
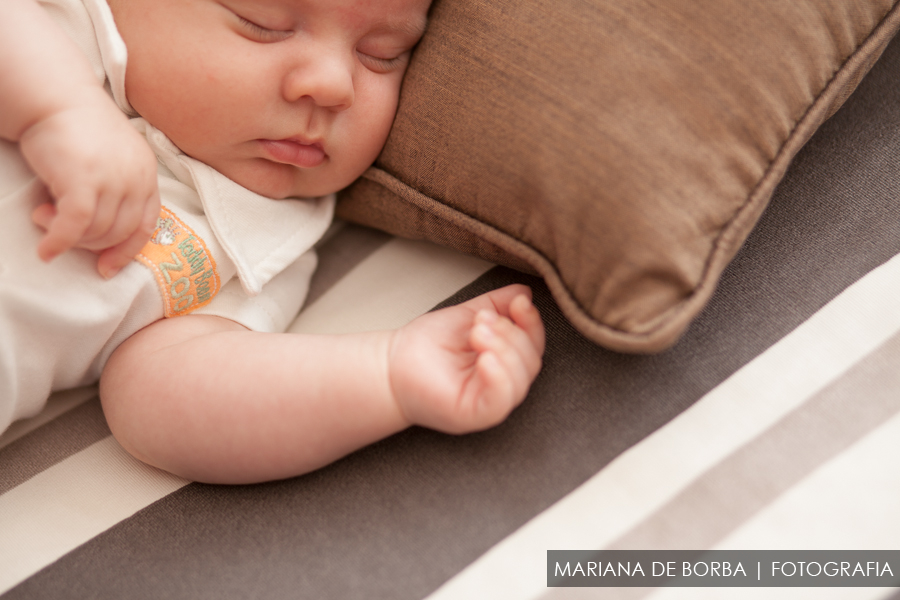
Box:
[136,121,334,296]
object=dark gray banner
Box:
[547,551,900,587]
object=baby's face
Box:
[109,0,430,198]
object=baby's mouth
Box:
[258,138,326,168]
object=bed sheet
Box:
[2,31,900,600]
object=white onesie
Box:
[0,0,335,432]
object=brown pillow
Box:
[337,0,900,353]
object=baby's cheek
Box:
[355,75,404,140]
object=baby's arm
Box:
[0,0,159,277]
[100,285,544,484]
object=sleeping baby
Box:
[0,0,545,483]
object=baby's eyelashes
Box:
[356,51,409,74]
[234,14,293,43]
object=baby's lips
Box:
[258,138,326,168]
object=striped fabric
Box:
[2,32,899,600]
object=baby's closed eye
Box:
[236,15,293,42]
[355,51,409,74]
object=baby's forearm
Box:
[100,316,408,484]
[0,0,108,140]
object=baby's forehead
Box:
[240,0,429,37]
[287,0,430,40]
[270,0,430,17]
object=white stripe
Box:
[715,396,900,552]
[646,410,900,600]
[290,237,493,335]
[0,436,188,595]
[425,252,900,600]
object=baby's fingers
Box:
[509,294,546,356]
[35,190,95,262]
[97,193,160,278]
[471,311,541,403]
[469,350,517,427]
[31,200,56,231]
[478,308,543,379]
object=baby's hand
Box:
[21,90,160,278]
[388,284,546,434]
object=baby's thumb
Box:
[97,195,159,279]
[96,229,148,279]
[31,200,57,231]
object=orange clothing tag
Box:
[136,206,221,318]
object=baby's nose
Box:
[282,49,354,111]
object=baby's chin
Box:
[226,158,351,200]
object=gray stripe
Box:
[0,397,109,495]
[305,222,392,306]
[5,31,900,600]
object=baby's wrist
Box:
[383,327,416,429]
[18,83,119,143]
